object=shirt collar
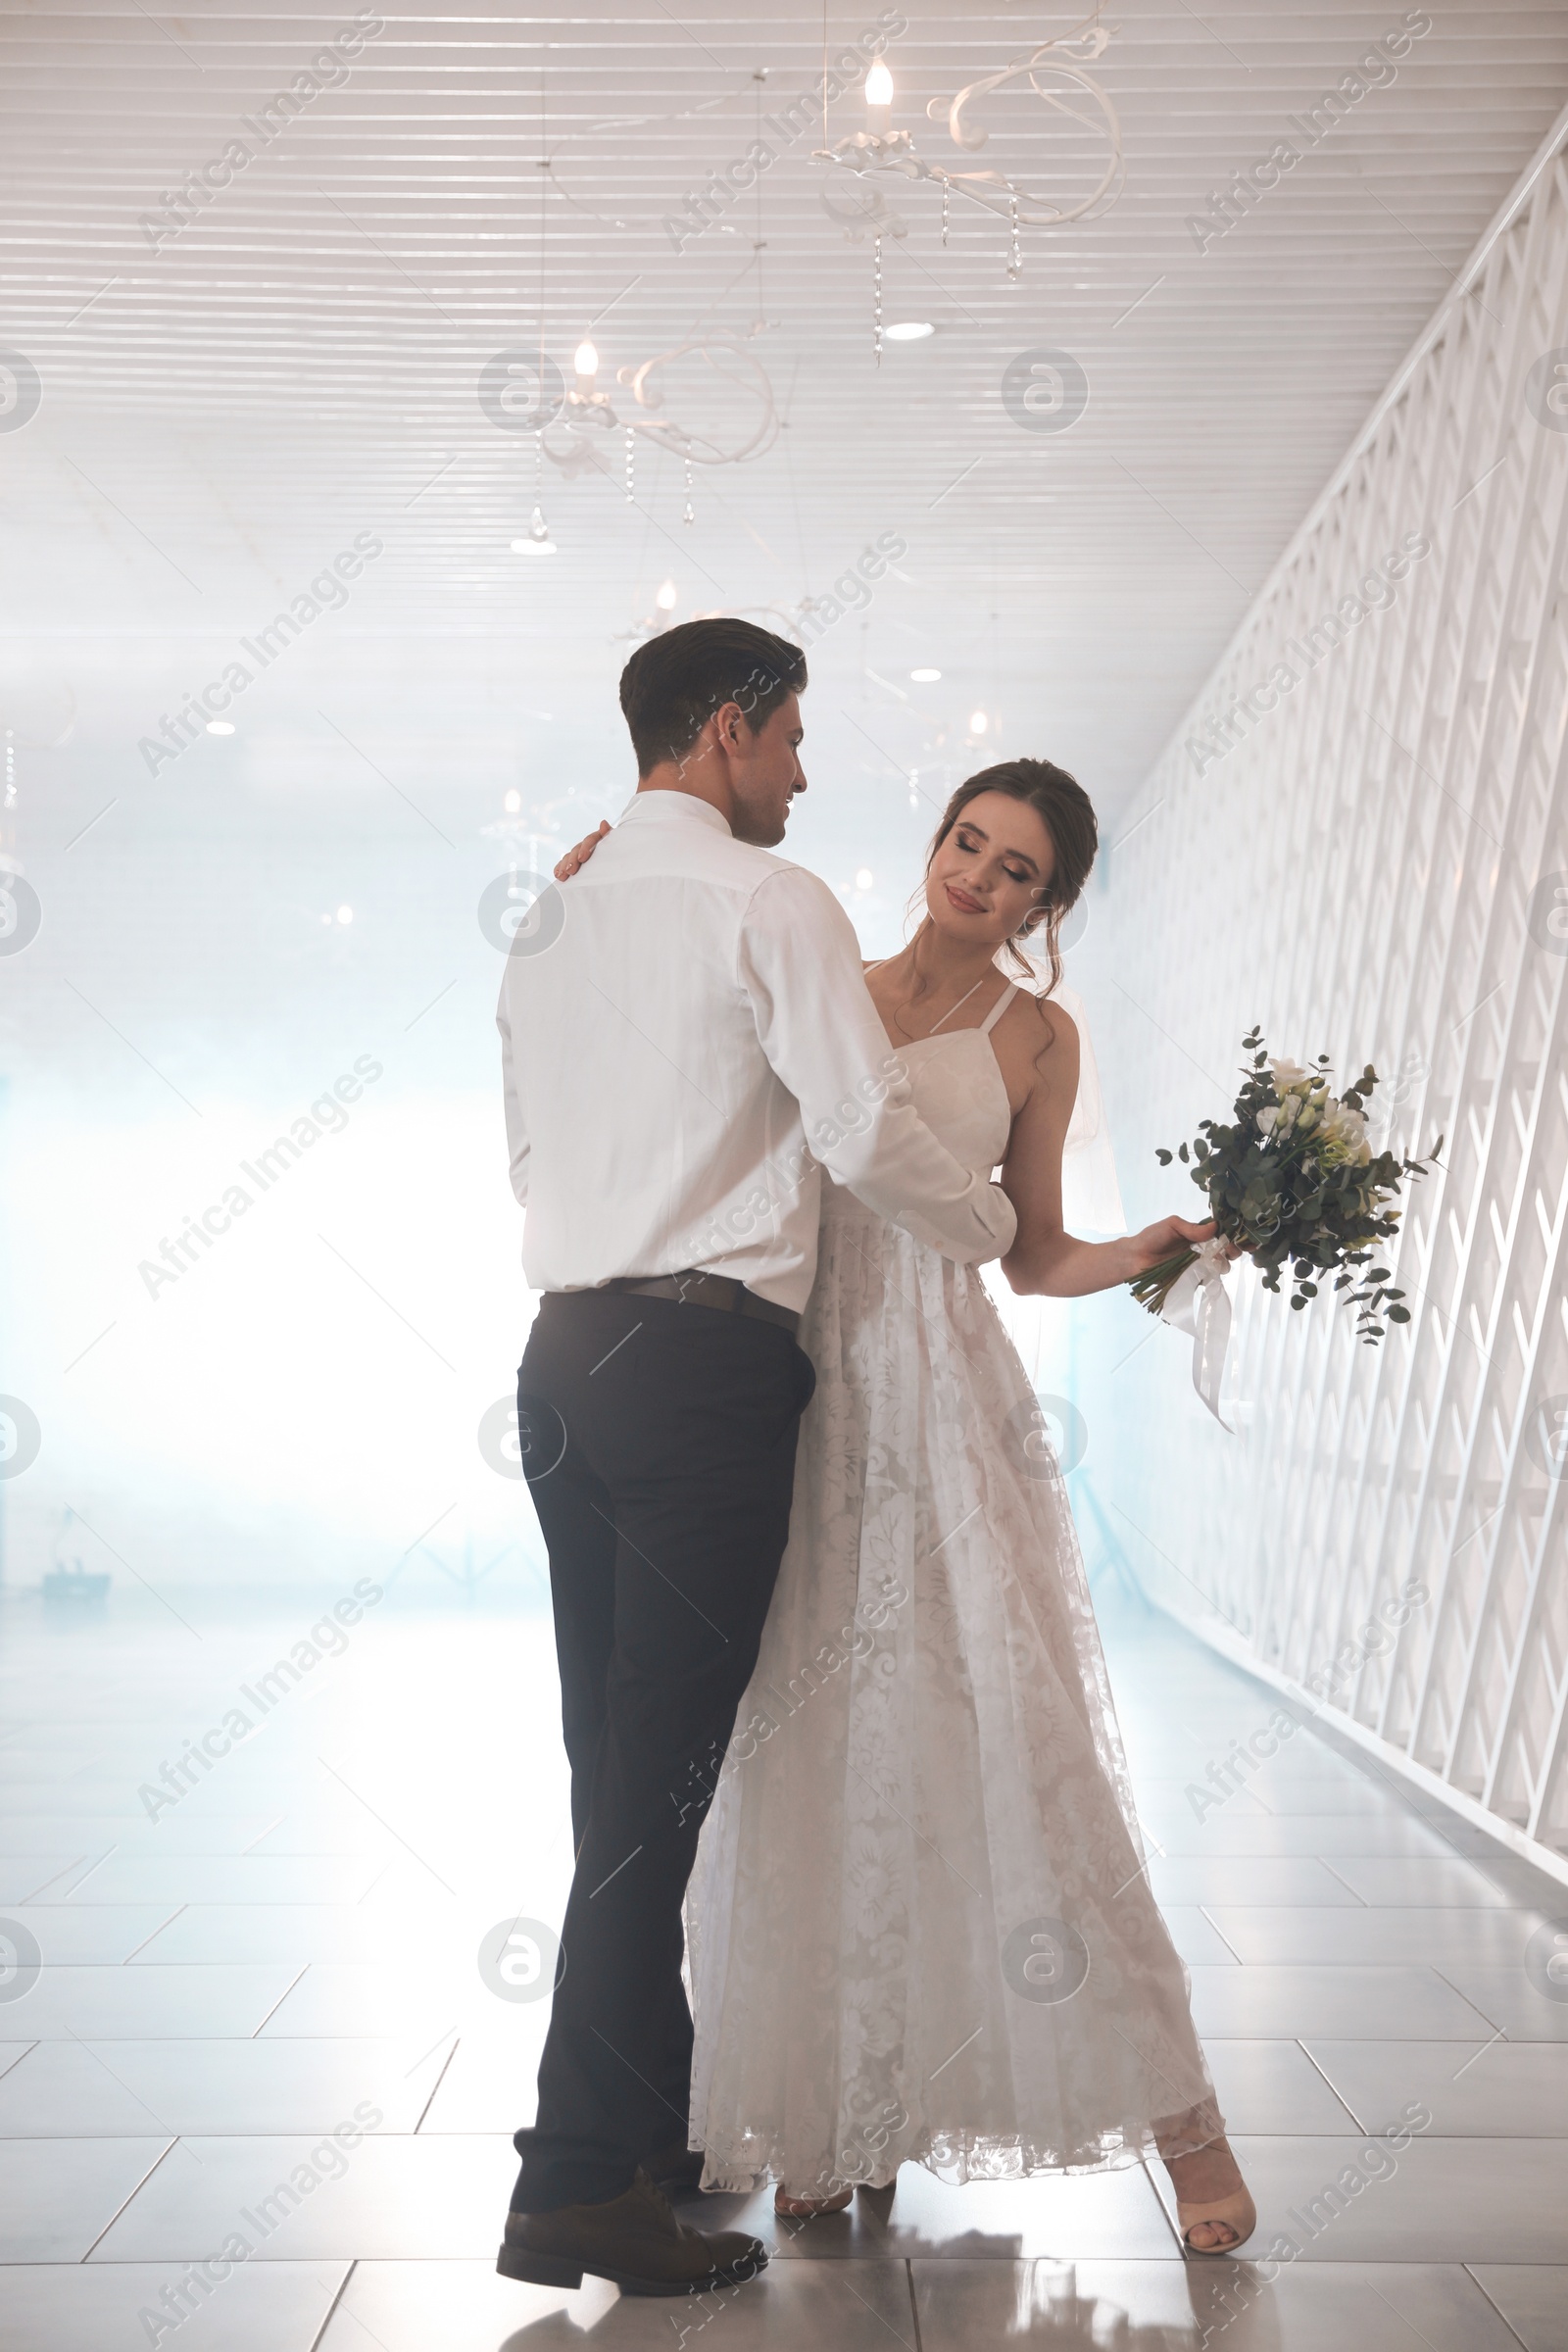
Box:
[616,790,732,838]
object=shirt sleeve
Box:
[736,865,1017,1264]
[496,965,530,1206]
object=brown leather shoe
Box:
[498,2169,767,2296]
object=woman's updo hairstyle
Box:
[923,757,1098,998]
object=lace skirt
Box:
[684,1180,1224,2195]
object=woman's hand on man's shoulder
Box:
[554,820,610,881]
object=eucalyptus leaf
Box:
[1130,1028,1441,1348]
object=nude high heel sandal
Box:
[774,2185,854,2219]
[1159,2130,1256,2256]
[1177,2185,1256,2256]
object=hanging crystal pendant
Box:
[682,454,695,526]
[625,426,635,504]
[1007,192,1022,280]
[941,180,950,248]
[511,428,556,552]
[873,230,883,366]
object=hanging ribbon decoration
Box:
[1157,1238,1236,1431]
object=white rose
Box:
[1320,1099,1368,1148]
[1256,1104,1279,1136]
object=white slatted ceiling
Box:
[4,6,1568,816]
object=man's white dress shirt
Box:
[497,792,1016,1314]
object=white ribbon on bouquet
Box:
[1158,1237,1235,1430]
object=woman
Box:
[565,760,1254,2255]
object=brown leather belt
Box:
[603,1269,800,1337]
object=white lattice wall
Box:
[1084,113,1568,1870]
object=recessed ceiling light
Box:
[205,718,234,735]
[910,667,941,683]
[336,906,353,925]
[512,538,557,555]
[885,319,935,342]
[855,867,874,890]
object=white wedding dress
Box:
[685,985,1224,2194]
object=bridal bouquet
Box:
[1129,1029,1443,1374]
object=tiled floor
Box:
[2,1588,1566,2349]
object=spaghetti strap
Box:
[980,982,1020,1035]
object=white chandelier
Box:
[813,12,1124,352]
[541,335,778,488]
[485,332,780,551]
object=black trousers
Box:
[511,1288,815,2213]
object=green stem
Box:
[1126,1245,1199,1316]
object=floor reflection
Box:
[0,1589,1562,2349]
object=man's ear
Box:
[714,700,748,753]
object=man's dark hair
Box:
[618,618,808,775]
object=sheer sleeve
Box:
[1053,981,1126,1238]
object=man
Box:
[495,618,1015,2297]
